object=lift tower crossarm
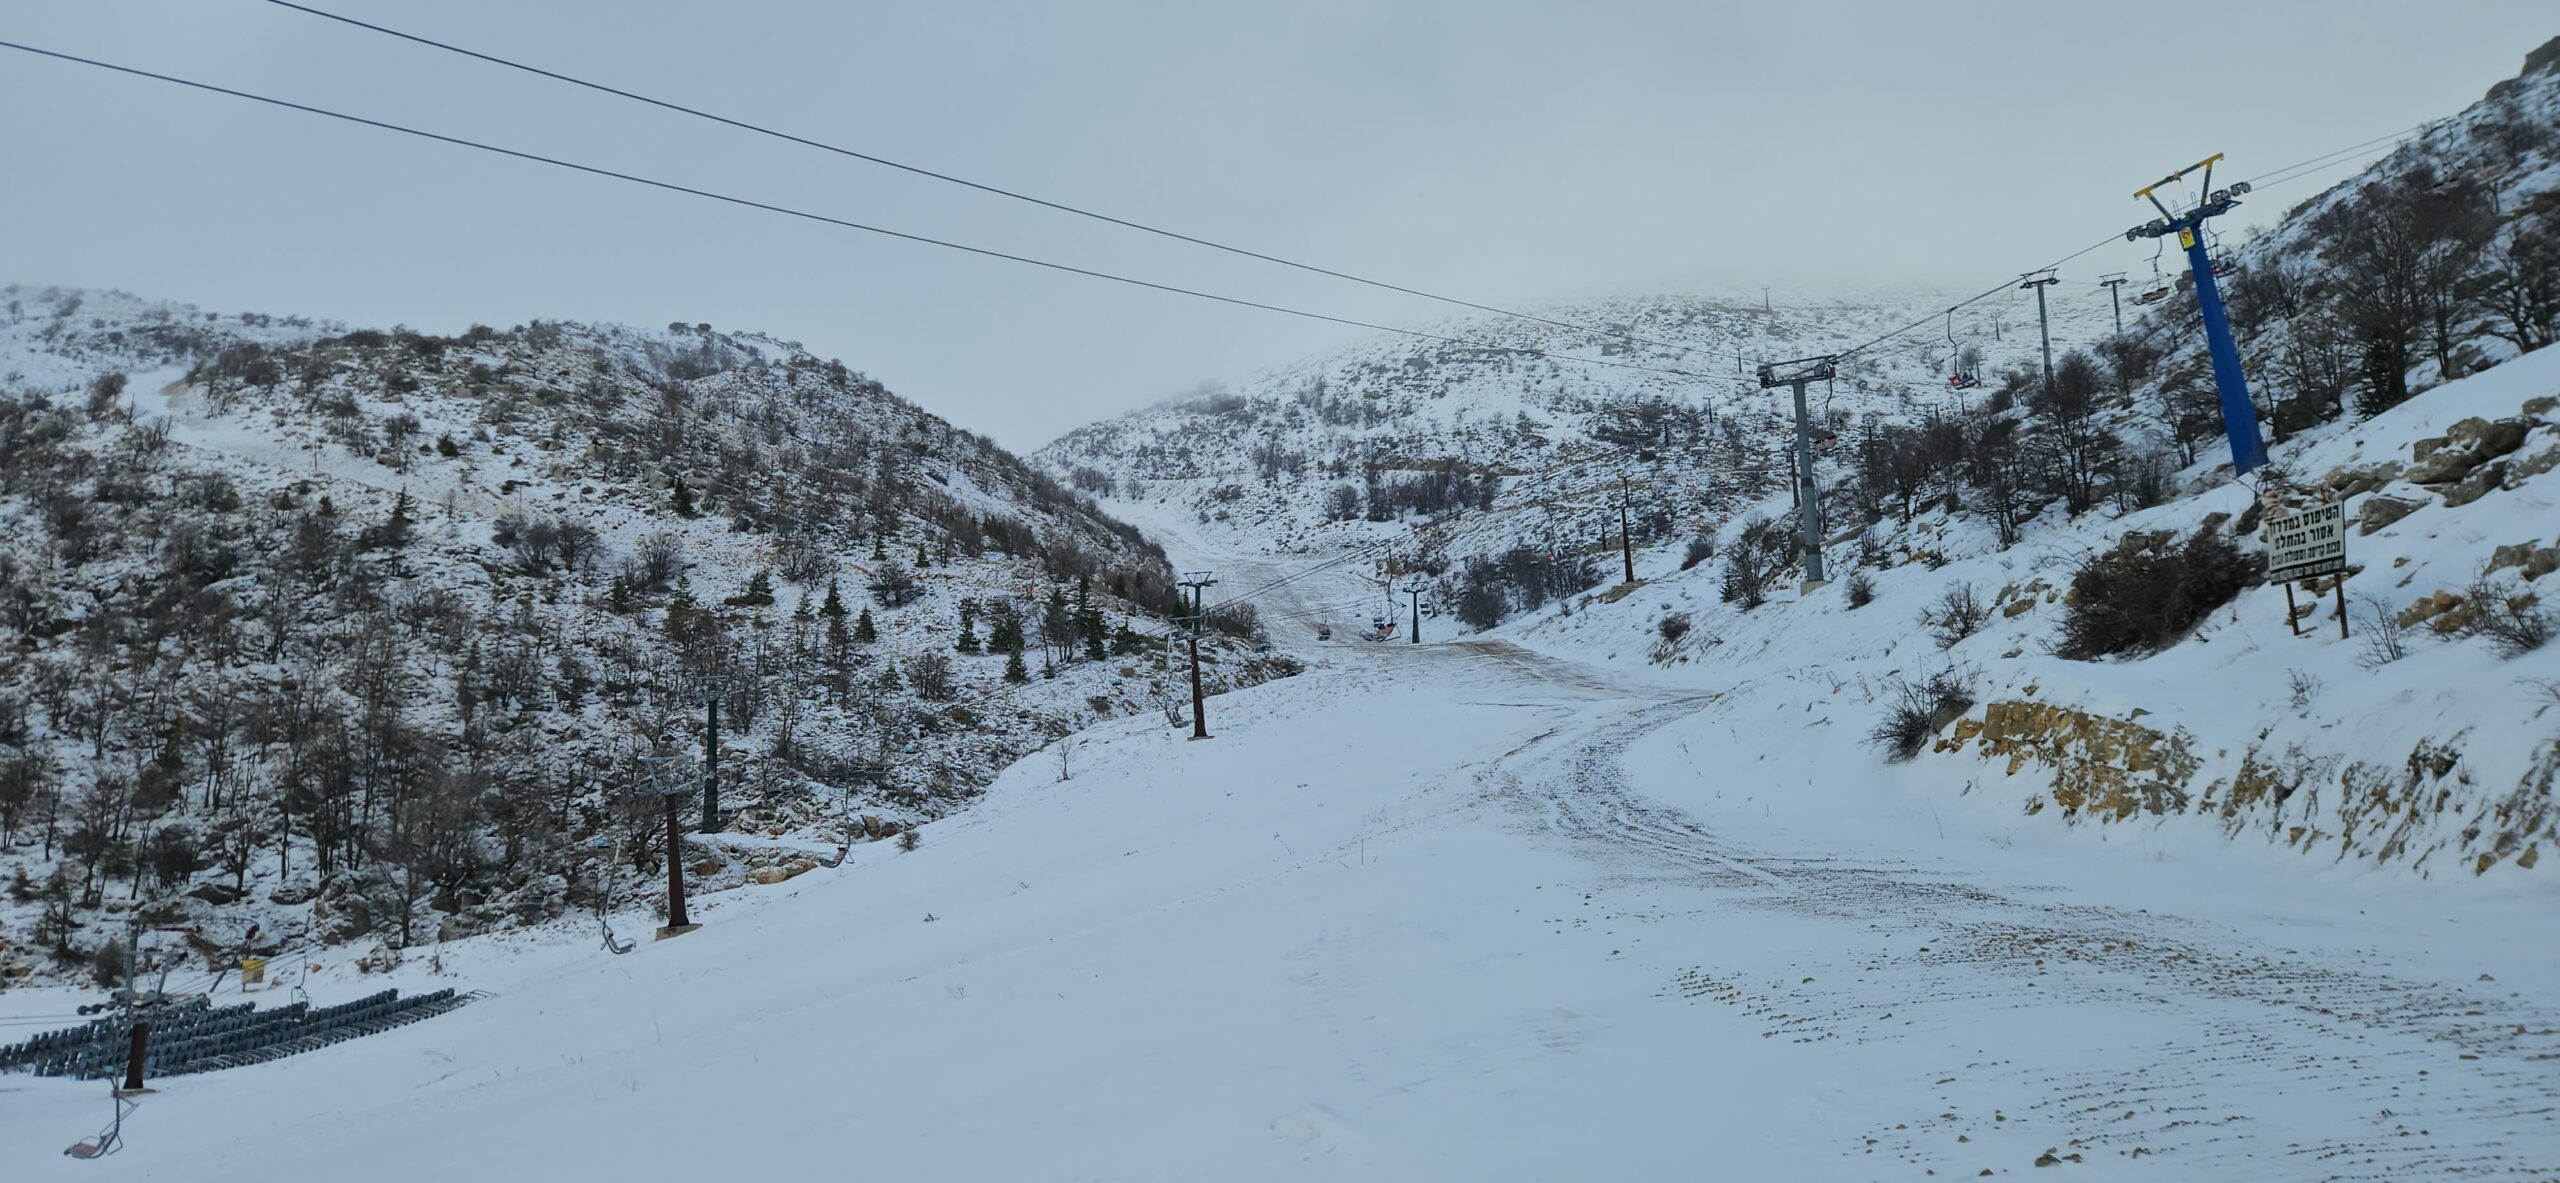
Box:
[1756,355,1835,587]
[2122,151,2264,475]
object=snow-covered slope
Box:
[1038,290,2111,565]
[3,605,2551,1180]
[1027,40,2560,882]
[0,287,1297,987]
[1509,341,2560,877]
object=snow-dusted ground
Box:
[6,537,2553,1181]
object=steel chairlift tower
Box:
[2126,153,2266,474]
[2018,271,2060,393]
[1756,354,1835,587]
[1176,572,1216,740]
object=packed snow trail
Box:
[4,637,2554,1179]
[1425,639,2560,1179]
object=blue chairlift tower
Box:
[2126,153,2267,475]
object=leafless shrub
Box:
[2355,593,2408,670]
[1918,583,1986,650]
[2463,573,2553,658]
[2286,668,2322,713]
[1867,667,1976,763]
[905,651,955,701]
[631,531,684,590]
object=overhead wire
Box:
[0,39,1714,388]
[258,0,1753,367]
[8,31,2452,388]
[1831,118,2446,366]
[2,35,2464,631]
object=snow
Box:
[1038,290,2116,562]
[6,618,2551,1178]
[6,53,2559,1181]
[8,331,2556,1173]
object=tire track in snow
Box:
[1441,640,2560,1180]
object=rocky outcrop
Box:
[2357,494,2421,535]
[1942,701,2199,822]
[2489,540,2560,582]
[2407,416,2533,485]
[1936,705,2556,877]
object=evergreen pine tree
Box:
[853,607,878,643]
[793,593,814,624]
[1072,578,1105,660]
[670,475,698,517]
[1111,620,1142,656]
[915,541,929,569]
[956,601,981,654]
[607,574,633,614]
[1044,587,1071,666]
[1003,649,1029,683]
[728,569,775,608]
[821,578,846,619]
[877,657,901,692]
[871,532,887,562]
[382,488,415,549]
[665,585,698,640]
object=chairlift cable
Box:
[0,39,1719,389]
[259,0,1756,367]
[1832,119,2444,366]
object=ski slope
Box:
[6,622,2553,1179]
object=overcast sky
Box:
[2,2,2550,447]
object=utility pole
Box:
[1757,356,1835,588]
[1403,578,1424,644]
[2100,272,2128,335]
[116,920,149,1095]
[699,678,725,833]
[2127,154,2266,473]
[639,755,697,939]
[1617,478,1636,585]
[1761,286,1771,313]
[1177,572,1215,740]
[2019,271,2060,393]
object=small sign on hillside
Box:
[2264,502,2346,584]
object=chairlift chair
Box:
[64,1094,136,1159]
[812,779,863,868]
[2131,240,2175,306]
[591,836,635,955]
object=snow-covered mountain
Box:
[1038,290,2112,626]
[0,38,2556,1183]
[1042,41,2560,646]
[0,285,1294,985]
[1034,37,2560,882]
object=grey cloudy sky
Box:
[3,1,2549,447]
